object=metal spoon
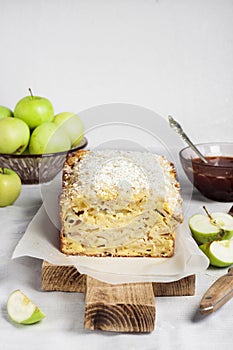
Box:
[168,115,208,164]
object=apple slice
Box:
[200,240,233,267]
[7,290,45,325]
[188,212,233,244]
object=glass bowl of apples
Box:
[0,91,87,184]
[0,138,88,184]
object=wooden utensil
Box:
[228,205,233,217]
[200,267,233,315]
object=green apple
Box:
[7,290,46,325]
[0,117,30,154]
[0,105,13,119]
[200,240,233,267]
[53,112,84,146]
[14,89,54,129]
[0,168,21,207]
[29,122,71,154]
[189,212,233,244]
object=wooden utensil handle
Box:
[228,206,233,217]
[200,268,233,314]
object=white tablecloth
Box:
[0,181,232,350]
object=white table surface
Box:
[0,175,232,350]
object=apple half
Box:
[200,240,233,267]
[188,212,233,244]
[7,290,45,325]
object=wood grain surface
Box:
[41,261,195,296]
[84,276,155,332]
[41,262,195,332]
[41,261,86,293]
[153,274,196,296]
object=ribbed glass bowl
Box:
[0,137,88,184]
[179,142,233,202]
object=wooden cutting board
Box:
[41,261,195,333]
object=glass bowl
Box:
[0,137,88,184]
[179,142,233,202]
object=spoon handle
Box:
[168,116,208,164]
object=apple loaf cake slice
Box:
[59,150,183,257]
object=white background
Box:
[0,0,233,143]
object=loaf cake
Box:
[59,150,183,257]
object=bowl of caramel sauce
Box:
[179,142,233,202]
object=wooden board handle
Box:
[84,276,156,333]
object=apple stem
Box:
[28,88,33,98]
[203,206,217,225]
[203,206,213,220]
